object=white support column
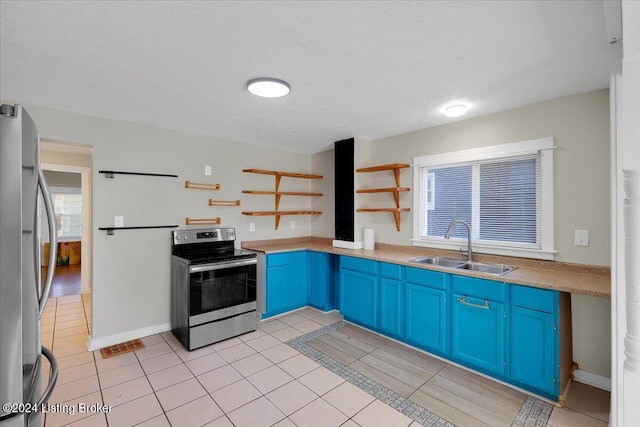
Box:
[624,171,640,426]
[622,2,640,425]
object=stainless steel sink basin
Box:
[410,257,466,268]
[456,262,517,276]
[409,257,516,276]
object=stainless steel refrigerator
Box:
[1,105,59,427]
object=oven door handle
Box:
[188,258,257,273]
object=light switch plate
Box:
[114,216,124,227]
[249,222,255,232]
[204,165,212,176]
[575,229,589,246]
[290,221,295,229]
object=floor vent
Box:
[100,339,145,359]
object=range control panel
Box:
[172,228,235,245]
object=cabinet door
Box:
[340,269,377,328]
[288,251,308,308]
[405,283,447,354]
[308,252,334,311]
[451,293,505,376]
[512,306,557,396]
[266,263,290,316]
[379,278,402,337]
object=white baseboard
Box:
[332,239,363,249]
[86,323,172,351]
[573,369,612,391]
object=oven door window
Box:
[190,264,256,316]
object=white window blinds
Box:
[422,153,540,248]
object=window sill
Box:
[410,239,556,261]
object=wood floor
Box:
[42,264,82,297]
[306,323,610,426]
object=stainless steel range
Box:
[171,228,257,350]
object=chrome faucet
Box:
[444,220,473,262]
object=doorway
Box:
[40,140,93,330]
[42,170,83,297]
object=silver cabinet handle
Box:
[38,169,57,318]
[28,346,58,422]
[458,295,490,310]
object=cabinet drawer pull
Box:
[458,295,490,310]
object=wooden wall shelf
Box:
[208,199,240,206]
[242,169,323,180]
[185,181,220,191]
[185,217,221,225]
[356,163,410,187]
[242,211,322,230]
[356,163,411,231]
[242,169,324,229]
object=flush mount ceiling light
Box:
[444,104,469,118]
[247,78,290,98]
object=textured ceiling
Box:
[0,1,609,154]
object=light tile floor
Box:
[41,296,609,426]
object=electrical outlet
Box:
[290,221,295,229]
[204,165,212,176]
[114,216,124,227]
[249,222,255,232]
[575,229,589,246]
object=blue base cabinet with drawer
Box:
[451,276,507,376]
[510,284,568,399]
[339,256,379,329]
[264,251,308,318]
[379,263,403,337]
[404,267,448,355]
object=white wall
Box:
[310,149,335,237]
[11,102,318,344]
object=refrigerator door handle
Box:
[37,169,57,318]
[28,346,58,423]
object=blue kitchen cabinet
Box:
[451,275,506,376]
[404,267,448,354]
[511,285,559,398]
[379,262,402,337]
[265,261,289,316]
[339,256,378,328]
[308,251,335,311]
[289,251,309,307]
[264,251,308,317]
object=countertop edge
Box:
[241,239,611,298]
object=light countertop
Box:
[241,237,611,297]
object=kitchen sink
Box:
[456,262,517,276]
[409,257,516,276]
[410,257,466,268]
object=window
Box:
[412,138,555,260]
[51,188,82,238]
